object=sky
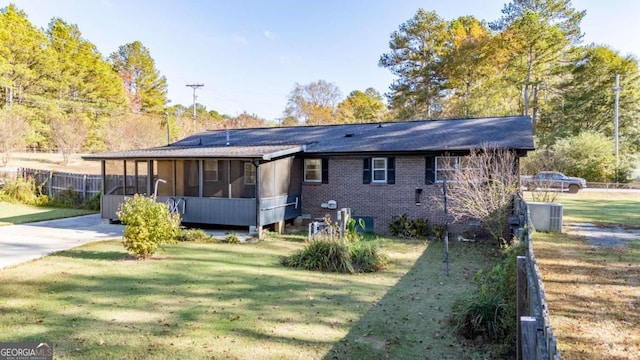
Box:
[3,0,639,121]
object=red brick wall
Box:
[301,156,448,234]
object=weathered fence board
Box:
[19,168,101,202]
[515,199,561,360]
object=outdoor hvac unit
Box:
[527,202,563,232]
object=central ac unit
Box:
[527,202,563,232]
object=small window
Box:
[204,160,218,182]
[244,162,256,185]
[372,157,387,183]
[304,159,322,182]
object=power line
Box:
[185,84,204,120]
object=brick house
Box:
[84,116,534,236]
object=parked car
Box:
[521,171,587,193]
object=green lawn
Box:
[0,202,95,225]
[0,237,498,359]
[524,190,640,227]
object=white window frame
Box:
[244,162,256,185]
[435,156,479,182]
[372,157,387,184]
[203,160,218,182]
[304,159,322,183]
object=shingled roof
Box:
[84,116,534,160]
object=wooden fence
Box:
[515,198,561,360]
[19,168,101,202]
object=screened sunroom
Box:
[85,144,304,234]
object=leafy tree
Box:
[439,16,518,118]
[0,105,30,166]
[540,45,640,150]
[379,9,449,120]
[336,88,387,123]
[45,18,124,109]
[284,80,341,125]
[490,0,586,128]
[0,4,52,106]
[109,41,168,113]
[117,194,181,259]
[553,131,633,182]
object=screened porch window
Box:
[244,162,256,185]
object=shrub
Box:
[0,177,49,205]
[56,186,82,207]
[281,236,389,274]
[389,214,431,239]
[281,239,354,273]
[451,241,524,352]
[349,240,390,273]
[176,228,215,243]
[82,193,101,211]
[452,286,507,341]
[224,233,241,244]
[117,194,181,259]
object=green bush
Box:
[451,241,524,350]
[117,194,181,259]
[82,193,101,211]
[0,177,50,205]
[176,228,215,243]
[389,214,431,239]
[56,186,81,207]
[452,287,507,341]
[281,239,354,273]
[349,240,390,273]
[224,233,241,244]
[281,237,389,274]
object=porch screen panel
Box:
[154,160,174,196]
[230,160,255,198]
[275,158,292,196]
[104,160,124,195]
[203,160,228,197]
[136,161,149,195]
[124,160,136,195]
[176,160,199,197]
[261,161,275,198]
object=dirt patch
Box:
[564,222,640,248]
[1,152,101,175]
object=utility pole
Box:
[614,74,620,183]
[185,84,204,121]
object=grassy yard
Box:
[0,236,499,359]
[0,202,94,226]
[524,190,640,227]
[529,189,640,359]
[533,232,640,359]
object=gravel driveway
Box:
[564,222,640,248]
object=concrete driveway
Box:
[0,214,123,270]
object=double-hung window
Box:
[303,158,328,184]
[372,157,387,183]
[363,157,395,184]
[434,156,478,182]
[304,159,322,183]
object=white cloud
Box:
[263,30,275,40]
